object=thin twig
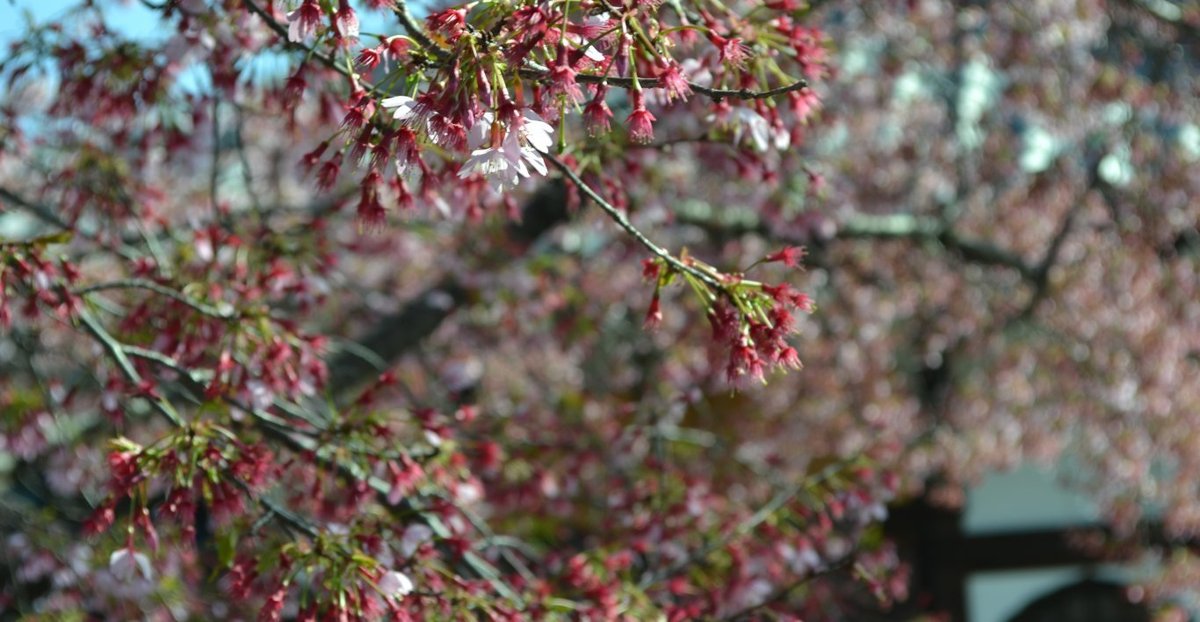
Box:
[520,63,808,101]
[118,330,527,607]
[240,0,356,82]
[544,153,723,289]
[392,2,450,61]
[1014,201,1081,322]
[0,186,72,231]
[73,279,236,320]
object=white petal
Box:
[466,113,494,151]
[287,12,303,43]
[731,108,770,152]
[511,157,529,178]
[522,123,555,153]
[380,96,406,107]
[381,96,416,121]
[521,148,547,176]
[109,550,134,581]
[522,109,549,125]
[459,148,510,178]
[337,13,359,38]
[681,58,713,87]
[750,119,770,152]
[379,570,415,598]
[109,549,152,582]
[135,553,153,580]
[773,127,791,151]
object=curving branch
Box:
[1014,201,1082,322]
[75,305,185,427]
[77,303,323,539]
[238,0,807,105]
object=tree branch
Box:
[74,279,237,320]
[391,1,450,61]
[545,153,724,290]
[1014,201,1082,322]
[519,63,808,101]
[0,186,71,231]
[109,318,527,606]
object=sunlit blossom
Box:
[459,109,554,191]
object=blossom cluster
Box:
[283,0,825,211]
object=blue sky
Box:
[1,0,167,45]
[0,0,405,46]
[0,0,404,95]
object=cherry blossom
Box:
[378,569,415,599]
[109,549,153,582]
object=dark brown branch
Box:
[0,186,72,231]
[327,278,468,399]
[1015,202,1082,322]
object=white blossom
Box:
[460,146,521,189]
[519,109,555,153]
[381,95,418,122]
[109,549,153,582]
[730,107,771,152]
[286,9,317,44]
[378,570,415,599]
[459,109,554,192]
[772,124,791,151]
